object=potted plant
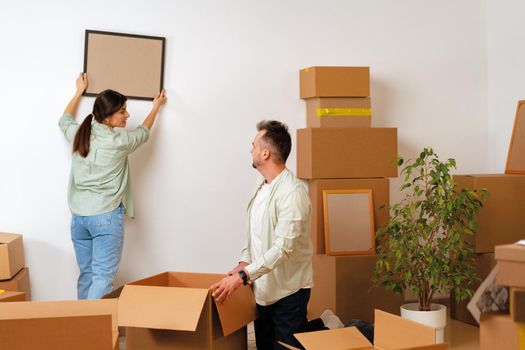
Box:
[373,148,487,342]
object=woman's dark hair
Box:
[256,120,291,164]
[73,89,127,157]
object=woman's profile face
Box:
[106,104,130,128]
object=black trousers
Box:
[254,288,310,350]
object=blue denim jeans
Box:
[71,203,125,299]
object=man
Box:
[211,120,313,349]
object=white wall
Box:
[0,0,488,300]
[486,0,525,171]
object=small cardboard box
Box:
[0,267,31,300]
[0,290,26,302]
[480,313,520,350]
[0,232,24,280]
[495,243,525,288]
[0,299,119,350]
[280,309,447,349]
[453,174,525,253]
[510,288,525,323]
[308,178,389,254]
[450,253,496,326]
[120,271,257,350]
[300,67,370,99]
[306,97,372,128]
[297,128,398,179]
[309,254,404,323]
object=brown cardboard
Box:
[122,271,257,350]
[309,255,404,323]
[300,67,370,98]
[480,313,520,350]
[453,174,525,253]
[306,97,372,128]
[0,232,24,280]
[495,243,525,288]
[0,290,26,302]
[506,100,525,174]
[0,299,119,350]
[0,267,31,300]
[309,179,389,254]
[510,288,525,323]
[450,253,496,326]
[297,128,398,179]
[281,309,447,350]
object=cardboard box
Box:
[495,243,525,288]
[0,232,24,280]
[480,313,520,350]
[309,178,389,254]
[453,174,525,253]
[450,253,496,326]
[0,290,26,302]
[297,128,398,179]
[121,271,257,350]
[309,254,404,323]
[510,288,525,323]
[300,67,370,99]
[306,97,372,128]
[0,267,31,300]
[0,299,119,350]
[280,309,447,350]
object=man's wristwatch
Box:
[238,270,248,285]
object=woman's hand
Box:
[153,89,167,109]
[75,73,88,96]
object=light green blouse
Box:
[59,113,150,218]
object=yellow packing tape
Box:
[0,289,5,294]
[316,108,371,117]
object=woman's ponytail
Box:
[72,113,94,157]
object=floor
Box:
[119,318,479,349]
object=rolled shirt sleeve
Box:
[59,113,79,143]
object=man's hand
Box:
[210,274,243,304]
[227,262,249,276]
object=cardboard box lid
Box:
[123,271,257,336]
[0,232,22,244]
[495,243,525,262]
[118,284,208,331]
[280,310,447,350]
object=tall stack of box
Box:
[0,232,31,300]
[297,67,403,323]
[450,174,525,325]
[478,243,525,350]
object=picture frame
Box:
[322,189,375,256]
[83,30,166,101]
[506,100,525,174]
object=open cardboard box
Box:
[279,309,448,350]
[120,271,257,350]
[0,299,118,350]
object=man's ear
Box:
[262,148,271,160]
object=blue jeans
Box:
[71,204,125,299]
[255,288,310,350]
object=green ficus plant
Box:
[373,148,488,311]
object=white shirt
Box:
[250,182,272,270]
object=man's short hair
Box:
[256,120,291,164]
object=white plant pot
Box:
[400,303,447,344]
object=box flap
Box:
[396,345,448,350]
[495,243,525,262]
[214,284,257,336]
[281,326,372,350]
[0,290,26,302]
[118,284,208,331]
[374,309,436,349]
[0,232,21,244]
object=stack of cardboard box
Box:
[478,243,525,350]
[297,67,403,323]
[0,232,30,300]
[450,174,525,325]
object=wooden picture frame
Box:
[506,100,525,174]
[83,30,165,100]
[322,189,375,256]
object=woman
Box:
[59,73,166,299]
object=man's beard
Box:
[252,162,257,169]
